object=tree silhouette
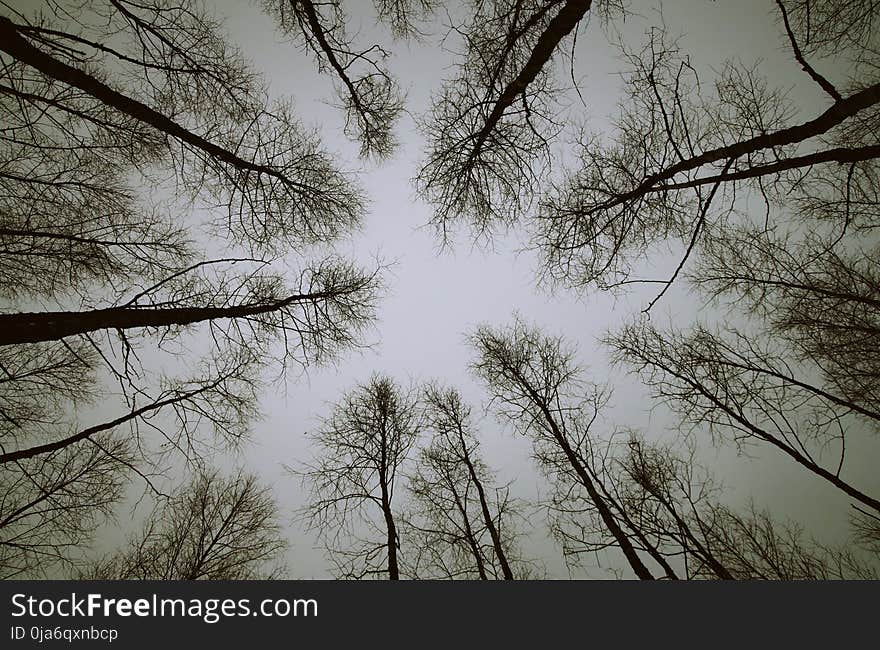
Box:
[2,0,878,582]
[603,183,880,566]
[608,321,880,515]
[467,318,878,580]
[401,383,535,579]
[300,375,419,579]
[691,226,880,422]
[0,259,379,348]
[83,470,286,580]
[416,0,607,239]
[612,436,877,579]
[470,318,664,579]
[0,0,377,351]
[0,0,380,577]
[373,0,439,39]
[1,350,262,467]
[263,0,407,159]
[0,8,363,255]
[412,1,878,307]
[534,8,879,300]
[0,435,131,579]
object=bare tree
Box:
[83,470,286,580]
[0,435,132,579]
[0,0,379,350]
[568,1,880,578]
[607,322,880,515]
[0,0,382,578]
[609,436,728,580]
[3,0,875,583]
[470,317,667,579]
[691,226,880,422]
[0,258,379,349]
[0,6,365,256]
[598,117,880,570]
[698,504,877,580]
[535,5,879,301]
[0,349,264,468]
[0,346,275,581]
[373,0,439,40]
[300,375,419,579]
[401,383,535,579]
[262,0,407,159]
[416,0,610,239]
[0,340,97,440]
[612,436,878,579]
[411,1,878,307]
[0,0,381,406]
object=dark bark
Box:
[381,490,399,580]
[379,484,400,579]
[0,290,334,346]
[595,482,680,579]
[378,416,400,580]
[448,482,489,580]
[296,0,367,118]
[775,0,841,101]
[547,420,655,579]
[654,144,880,193]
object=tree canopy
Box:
[1,0,877,580]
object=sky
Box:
[59,0,880,578]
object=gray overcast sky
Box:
[87,0,880,577]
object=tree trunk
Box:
[469,0,592,160]
[508,366,656,579]
[456,426,516,579]
[449,484,489,580]
[380,485,399,580]
[0,291,332,346]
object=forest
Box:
[0,0,878,580]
